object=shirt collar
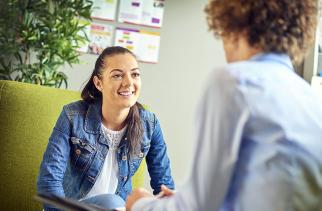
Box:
[249,53,294,71]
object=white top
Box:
[132,54,322,211]
[82,124,126,199]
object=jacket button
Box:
[122,156,127,161]
[123,176,128,181]
[139,152,144,158]
[75,149,81,155]
[124,137,128,140]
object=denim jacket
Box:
[37,100,174,209]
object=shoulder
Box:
[139,107,157,123]
[62,100,89,118]
[206,60,266,94]
[138,107,163,138]
[204,65,240,97]
[211,61,259,81]
[200,63,255,111]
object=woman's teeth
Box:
[118,91,133,96]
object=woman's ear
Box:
[93,76,102,92]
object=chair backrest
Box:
[0,80,145,210]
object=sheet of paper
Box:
[114,27,141,56]
[138,30,160,63]
[91,0,118,21]
[114,27,160,63]
[118,0,143,25]
[118,0,165,28]
[88,23,114,55]
[141,0,165,27]
[76,19,91,53]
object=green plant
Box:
[0,0,92,88]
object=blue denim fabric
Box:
[37,100,174,211]
[81,194,125,209]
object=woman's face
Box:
[94,53,141,110]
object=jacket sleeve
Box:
[37,106,71,210]
[145,114,175,195]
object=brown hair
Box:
[81,46,144,154]
[205,0,318,64]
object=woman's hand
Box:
[126,185,176,211]
[126,188,153,211]
[156,185,175,198]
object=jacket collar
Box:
[84,100,129,149]
[84,100,102,134]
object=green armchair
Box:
[0,80,145,210]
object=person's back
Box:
[125,0,322,210]
[221,53,322,210]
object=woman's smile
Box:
[118,90,135,97]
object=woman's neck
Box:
[101,101,130,131]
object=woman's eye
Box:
[112,74,122,79]
[132,73,140,78]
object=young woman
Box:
[126,0,322,211]
[37,46,174,210]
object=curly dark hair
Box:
[205,0,318,63]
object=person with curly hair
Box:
[126,0,322,210]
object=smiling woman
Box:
[93,53,142,124]
[37,46,175,211]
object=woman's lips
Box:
[118,91,134,96]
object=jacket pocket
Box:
[70,137,96,170]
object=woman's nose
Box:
[122,74,133,87]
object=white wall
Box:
[60,0,226,188]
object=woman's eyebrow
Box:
[110,69,123,74]
[110,68,140,74]
[131,68,140,71]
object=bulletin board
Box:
[78,0,165,64]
